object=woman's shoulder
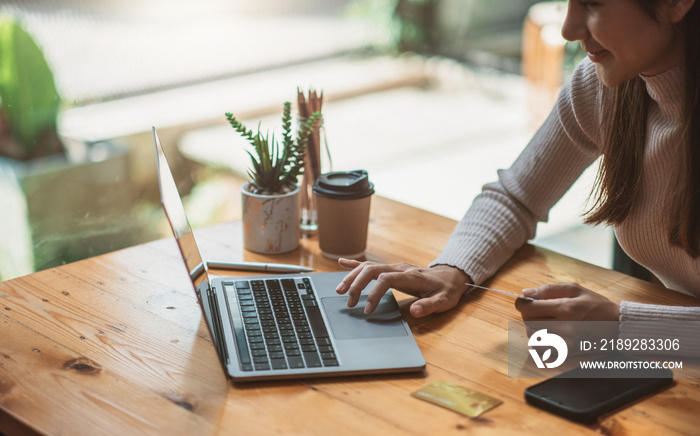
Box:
[565,57,605,106]
[570,57,598,83]
[557,57,610,146]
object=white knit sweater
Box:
[431,58,700,321]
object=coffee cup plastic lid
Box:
[312,170,375,200]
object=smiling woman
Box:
[337,0,700,328]
[562,0,688,86]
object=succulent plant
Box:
[226,102,321,195]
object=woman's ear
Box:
[664,0,696,23]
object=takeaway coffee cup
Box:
[313,170,375,259]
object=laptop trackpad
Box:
[321,295,408,340]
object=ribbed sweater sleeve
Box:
[430,59,601,284]
[620,301,700,321]
[619,301,700,358]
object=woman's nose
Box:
[561,3,589,42]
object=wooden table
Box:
[1,196,699,435]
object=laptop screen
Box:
[153,127,210,290]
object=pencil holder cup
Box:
[298,116,331,234]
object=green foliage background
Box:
[0,14,60,154]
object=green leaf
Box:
[282,101,293,150]
[226,102,321,193]
[0,14,60,152]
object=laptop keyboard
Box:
[224,278,339,372]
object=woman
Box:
[336,0,700,324]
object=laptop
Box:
[153,127,425,381]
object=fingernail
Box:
[336,282,347,293]
[412,304,424,317]
[364,302,375,314]
[522,288,536,296]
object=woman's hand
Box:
[515,282,620,321]
[335,259,470,318]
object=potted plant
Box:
[226,102,321,254]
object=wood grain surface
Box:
[1,196,698,435]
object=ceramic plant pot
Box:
[241,183,300,254]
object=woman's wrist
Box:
[429,264,471,289]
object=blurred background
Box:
[0,0,617,281]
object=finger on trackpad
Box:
[321,295,408,340]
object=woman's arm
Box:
[337,59,603,316]
[432,60,603,284]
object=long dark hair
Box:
[584,0,700,257]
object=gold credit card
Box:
[411,380,503,418]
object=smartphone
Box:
[525,353,673,423]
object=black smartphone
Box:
[525,353,673,423]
